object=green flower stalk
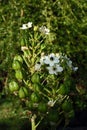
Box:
[8,22,79,130]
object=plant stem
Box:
[31,115,36,130]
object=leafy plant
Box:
[0,0,87,129]
[7,22,80,130]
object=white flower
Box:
[63,55,73,68]
[44,28,50,34]
[56,65,63,72]
[72,66,78,71]
[67,60,72,68]
[47,64,63,75]
[35,62,41,71]
[40,55,46,65]
[20,22,32,30]
[27,22,32,28]
[42,55,50,64]
[48,100,55,107]
[20,24,28,30]
[43,53,59,66]
[46,66,58,75]
[55,53,61,59]
[39,26,50,35]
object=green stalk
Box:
[31,115,36,130]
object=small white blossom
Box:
[43,53,59,66]
[44,28,50,34]
[42,55,50,64]
[63,55,73,68]
[48,100,55,107]
[21,46,28,51]
[46,66,58,75]
[40,55,46,65]
[56,65,63,72]
[27,22,33,28]
[72,66,78,71]
[67,60,72,68]
[47,64,63,75]
[35,62,41,71]
[20,24,28,30]
[39,26,50,35]
[55,53,61,59]
[20,22,32,30]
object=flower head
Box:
[39,26,50,35]
[46,64,63,75]
[20,24,28,30]
[43,53,59,66]
[67,59,72,68]
[56,65,63,72]
[72,66,78,71]
[20,22,32,30]
[27,22,33,28]
[35,62,41,71]
[46,66,58,75]
[48,100,55,107]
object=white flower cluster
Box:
[39,26,50,35]
[35,53,78,75]
[20,22,50,35]
[35,53,63,75]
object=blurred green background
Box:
[0,0,87,129]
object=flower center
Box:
[37,61,41,64]
[53,67,56,71]
[50,56,54,61]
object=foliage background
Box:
[0,0,87,129]
[0,0,87,86]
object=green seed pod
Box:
[31,73,40,83]
[14,55,23,63]
[12,61,21,70]
[31,92,40,103]
[18,87,28,98]
[15,70,23,80]
[9,81,19,93]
